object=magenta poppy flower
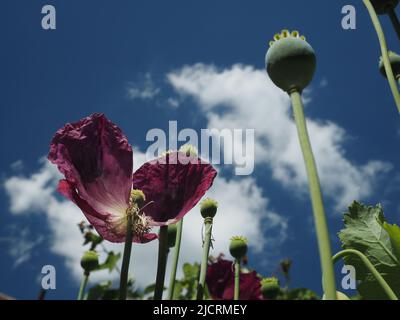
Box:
[48,113,217,243]
[206,258,263,300]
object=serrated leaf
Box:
[338,201,400,299]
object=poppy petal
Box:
[132,152,217,225]
[48,113,133,217]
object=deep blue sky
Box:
[1,0,400,299]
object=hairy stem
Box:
[119,214,134,300]
[77,272,89,300]
[196,218,213,300]
[234,259,240,300]
[363,0,400,113]
[290,90,337,300]
[154,226,169,300]
[333,249,398,300]
[167,219,184,300]
[388,6,400,40]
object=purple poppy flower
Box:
[132,151,218,226]
[48,113,217,243]
[206,258,263,300]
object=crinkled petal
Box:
[132,152,217,225]
[58,180,157,243]
[48,113,133,217]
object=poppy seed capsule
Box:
[80,250,99,274]
[370,0,399,15]
[261,277,280,300]
[322,291,350,300]
[167,224,178,248]
[379,51,400,79]
[200,198,218,219]
[229,236,248,260]
[130,189,146,208]
[266,30,316,93]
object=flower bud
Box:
[229,236,248,260]
[167,224,178,248]
[200,198,218,219]
[266,30,316,93]
[261,277,280,300]
[179,144,198,157]
[80,250,99,274]
[370,0,398,15]
[130,189,146,208]
[379,51,400,79]
[322,291,351,300]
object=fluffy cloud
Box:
[167,64,392,210]
[126,73,160,100]
[3,153,286,289]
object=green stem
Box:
[387,6,400,41]
[234,259,240,300]
[77,272,89,300]
[154,226,169,300]
[196,218,213,300]
[363,0,400,113]
[290,91,337,300]
[119,214,134,300]
[167,219,184,300]
[332,249,398,300]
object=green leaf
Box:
[95,251,121,273]
[338,201,400,299]
[278,288,319,300]
[383,222,400,260]
[86,281,112,300]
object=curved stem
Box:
[167,219,183,300]
[154,226,169,300]
[234,259,240,300]
[387,6,400,41]
[333,249,398,300]
[77,272,89,300]
[290,91,337,300]
[196,218,213,300]
[363,0,400,113]
[119,214,134,300]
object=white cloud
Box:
[167,64,392,210]
[3,153,286,290]
[127,73,160,100]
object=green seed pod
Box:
[371,0,399,15]
[266,30,316,93]
[130,189,146,208]
[80,250,99,273]
[167,224,178,248]
[179,144,198,157]
[322,291,351,300]
[261,277,280,300]
[379,51,400,79]
[200,198,218,219]
[229,236,248,260]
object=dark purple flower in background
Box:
[206,258,263,300]
[48,113,217,243]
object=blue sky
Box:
[1,0,400,299]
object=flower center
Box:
[125,202,152,238]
